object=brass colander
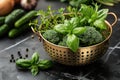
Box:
[32,12,117,66]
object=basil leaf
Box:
[16,59,32,69]
[97,9,109,20]
[30,65,39,76]
[66,34,79,52]
[54,24,69,34]
[31,52,39,64]
[94,20,107,30]
[38,60,53,70]
[70,17,79,28]
[72,27,86,35]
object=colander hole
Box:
[86,58,88,60]
[47,45,49,48]
[87,55,89,57]
[53,55,55,57]
[59,50,62,52]
[47,49,49,51]
[56,53,58,55]
[91,50,93,53]
[60,57,62,58]
[64,51,66,53]
[53,48,55,50]
[64,58,66,60]
[64,55,66,56]
[81,52,84,54]
[81,58,84,60]
[82,55,84,57]
[87,51,89,53]
[68,55,70,57]
[60,54,62,56]
[72,59,75,61]
[56,49,58,52]
[68,61,72,63]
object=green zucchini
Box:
[0,24,10,37]
[15,10,37,28]
[5,9,26,25]
[8,24,30,38]
[0,17,5,25]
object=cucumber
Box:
[15,10,37,28]
[5,9,26,25]
[8,24,30,38]
[0,17,5,25]
[0,24,10,37]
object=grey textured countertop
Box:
[0,0,120,80]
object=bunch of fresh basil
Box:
[16,52,53,76]
[60,0,120,7]
[54,4,108,52]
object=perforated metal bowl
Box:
[32,12,117,66]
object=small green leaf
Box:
[30,65,39,76]
[94,20,107,30]
[72,27,86,35]
[66,34,79,52]
[31,52,39,64]
[97,9,109,20]
[38,60,53,70]
[54,24,68,34]
[16,59,32,69]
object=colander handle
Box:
[31,27,42,41]
[108,12,117,27]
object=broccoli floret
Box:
[79,27,103,46]
[42,30,60,44]
[58,36,67,47]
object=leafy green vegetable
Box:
[31,4,109,52]
[38,60,53,70]
[54,18,86,52]
[67,34,79,52]
[79,27,103,46]
[31,52,39,64]
[60,0,120,7]
[42,30,60,44]
[72,27,86,35]
[30,65,39,76]
[16,52,53,76]
[16,59,32,69]
[58,36,67,47]
[79,4,108,30]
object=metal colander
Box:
[32,12,117,66]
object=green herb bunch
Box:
[60,0,120,7]
[16,52,53,76]
[31,4,109,52]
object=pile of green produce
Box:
[0,9,37,38]
[16,52,53,76]
[31,4,109,52]
[60,0,120,7]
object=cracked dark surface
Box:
[0,0,120,80]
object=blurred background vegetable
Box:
[0,0,15,16]
[60,0,120,7]
[20,0,38,10]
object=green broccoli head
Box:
[42,30,60,44]
[79,27,103,46]
[58,36,67,47]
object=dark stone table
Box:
[0,0,120,80]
